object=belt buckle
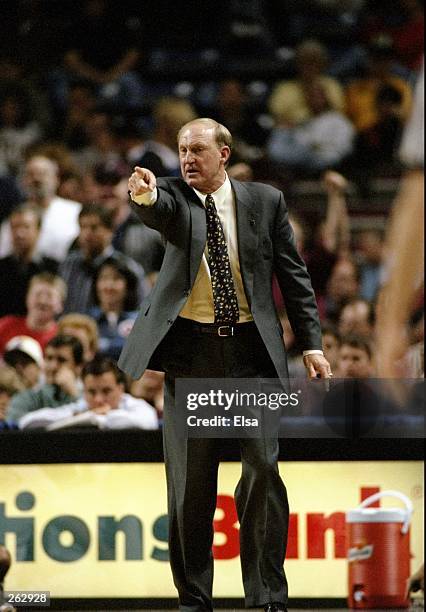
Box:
[218,325,234,337]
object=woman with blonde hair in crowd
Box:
[57,313,99,363]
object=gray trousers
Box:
[160,318,289,611]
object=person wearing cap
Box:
[82,160,165,284]
[6,334,84,425]
[59,203,148,314]
[3,335,44,390]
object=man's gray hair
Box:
[177,118,233,151]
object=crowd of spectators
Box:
[0,0,424,432]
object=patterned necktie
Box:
[205,194,239,324]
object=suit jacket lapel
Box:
[183,183,207,288]
[231,179,259,304]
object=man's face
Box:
[339,302,371,337]
[59,325,95,362]
[44,345,78,384]
[178,123,230,194]
[22,156,59,201]
[10,211,40,256]
[338,344,372,379]
[26,282,63,323]
[84,371,124,411]
[83,176,128,216]
[18,361,42,389]
[78,214,112,258]
[322,332,340,371]
[327,261,359,303]
[357,231,383,264]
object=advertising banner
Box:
[0,461,423,598]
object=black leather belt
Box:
[177,318,255,338]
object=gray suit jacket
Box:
[118,177,322,382]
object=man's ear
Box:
[221,146,231,165]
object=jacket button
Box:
[167,319,174,325]
[184,289,190,297]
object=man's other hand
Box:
[303,354,333,379]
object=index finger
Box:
[134,166,156,190]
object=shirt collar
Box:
[193,173,231,207]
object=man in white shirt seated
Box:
[0,155,81,262]
[19,356,158,431]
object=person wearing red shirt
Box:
[0,272,66,355]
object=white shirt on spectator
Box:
[0,196,81,262]
[18,393,159,431]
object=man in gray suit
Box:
[119,118,331,612]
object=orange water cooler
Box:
[346,490,413,609]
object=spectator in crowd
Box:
[3,335,44,390]
[19,355,158,431]
[267,79,355,175]
[212,78,270,152]
[59,0,145,111]
[143,97,197,175]
[403,311,424,378]
[0,154,81,261]
[352,84,405,178]
[57,313,99,363]
[0,84,42,176]
[82,160,164,283]
[227,161,254,182]
[0,173,23,224]
[345,35,413,132]
[338,335,375,379]
[112,115,168,177]
[274,171,350,309]
[71,109,120,171]
[59,80,98,151]
[354,228,386,302]
[0,272,66,355]
[130,369,165,420]
[6,334,84,425]
[30,142,84,203]
[268,39,345,127]
[361,0,424,74]
[307,171,351,295]
[338,298,376,339]
[321,323,341,376]
[60,204,147,314]
[0,204,58,317]
[88,256,139,361]
[321,258,361,322]
[0,366,23,430]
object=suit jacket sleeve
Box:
[272,191,322,350]
[129,183,177,237]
